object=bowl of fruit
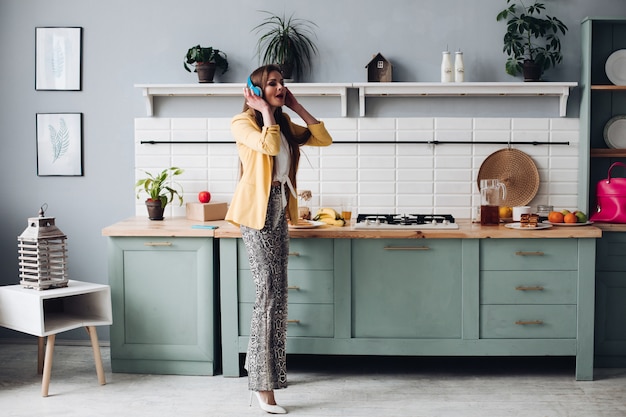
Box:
[545,209,592,226]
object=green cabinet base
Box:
[107,237,218,376]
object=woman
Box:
[225,65,332,414]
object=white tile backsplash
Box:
[135,116,580,219]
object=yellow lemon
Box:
[499,206,512,219]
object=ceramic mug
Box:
[513,206,532,221]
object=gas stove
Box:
[354,214,459,230]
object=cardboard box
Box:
[186,202,228,221]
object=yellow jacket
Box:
[225,110,333,230]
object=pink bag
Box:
[590,162,626,223]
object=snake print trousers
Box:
[240,185,289,391]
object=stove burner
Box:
[356,214,455,226]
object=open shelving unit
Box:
[135,82,577,118]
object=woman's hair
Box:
[243,64,311,187]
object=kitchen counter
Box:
[102,217,602,239]
[103,216,600,380]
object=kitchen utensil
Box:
[605,49,626,85]
[505,222,552,230]
[288,220,325,229]
[479,179,507,225]
[590,161,626,223]
[542,220,594,227]
[477,148,539,207]
[603,115,626,149]
[512,206,531,221]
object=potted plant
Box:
[135,167,184,220]
[496,0,568,81]
[253,11,318,81]
[184,45,229,83]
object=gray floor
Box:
[1,341,626,417]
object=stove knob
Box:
[375,218,381,226]
[443,219,450,225]
[365,219,371,226]
[431,219,437,225]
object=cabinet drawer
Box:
[238,269,334,304]
[480,305,576,339]
[238,303,334,337]
[237,238,334,270]
[480,239,578,271]
[596,232,626,271]
[481,271,577,304]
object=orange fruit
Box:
[548,211,564,223]
[564,213,578,223]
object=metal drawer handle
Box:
[288,252,300,257]
[144,242,172,246]
[287,286,300,291]
[515,251,544,256]
[515,286,545,291]
[384,246,430,251]
[287,319,301,324]
[515,320,544,325]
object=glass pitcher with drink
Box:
[479,179,507,225]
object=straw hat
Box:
[477,148,540,207]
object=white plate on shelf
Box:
[288,220,325,229]
[542,220,594,227]
[604,115,626,149]
[505,222,553,230]
[606,50,626,85]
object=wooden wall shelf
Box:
[590,148,626,157]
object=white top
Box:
[273,133,296,207]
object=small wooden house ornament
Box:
[366,52,392,82]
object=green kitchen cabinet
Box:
[351,239,462,339]
[220,237,596,380]
[579,17,626,212]
[595,232,626,367]
[580,17,626,367]
[107,237,217,375]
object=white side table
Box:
[0,280,112,396]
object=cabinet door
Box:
[351,239,462,338]
[595,232,626,360]
[108,237,216,375]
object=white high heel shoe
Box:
[249,391,287,414]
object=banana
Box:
[313,208,346,226]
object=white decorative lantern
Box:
[17,205,69,290]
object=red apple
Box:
[198,191,211,203]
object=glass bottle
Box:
[454,51,465,82]
[441,51,453,83]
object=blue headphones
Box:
[247,76,263,97]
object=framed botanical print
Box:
[36,113,83,176]
[35,27,82,91]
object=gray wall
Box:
[0,0,624,340]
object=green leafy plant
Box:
[496,0,568,77]
[135,167,184,209]
[253,11,318,80]
[184,45,229,74]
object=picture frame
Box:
[36,113,83,176]
[35,27,82,91]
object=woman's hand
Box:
[284,87,299,110]
[284,87,319,125]
[244,87,276,126]
[244,87,270,113]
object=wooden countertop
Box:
[102,217,602,239]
